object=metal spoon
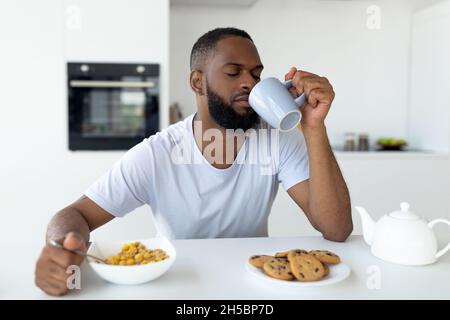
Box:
[48,239,108,264]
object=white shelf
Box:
[333,149,449,160]
[171,0,258,7]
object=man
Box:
[35,27,352,296]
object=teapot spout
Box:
[355,206,376,245]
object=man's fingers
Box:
[286,68,317,81]
[291,73,333,100]
[299,76,319,97]
[285,69,329,101]
[46,277,68,293]
[297,70,318,78]
[36,273,69,297]
[42,281,69,297]
[308,93,318,108]
[288,87,297,98]
[44,245,83,269]
[63,232,87,252]
[284,66,297,81]
[302,77,330,97]
[292,72,305,96]
[47,262,70,282]
[308,89,333,107]
[35,261,70,296]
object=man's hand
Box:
[284,66,335,130]
[35,232,86,296]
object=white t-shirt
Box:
[84,113,309,239]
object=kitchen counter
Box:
[334,150,450,160]
[5,235,450,299]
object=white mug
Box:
[249,77,306,131]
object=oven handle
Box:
[69,80,156,88]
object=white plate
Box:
[245,257,351,287]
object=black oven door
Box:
[68,73,159,150]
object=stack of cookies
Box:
[248,249,341,282]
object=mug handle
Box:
[428,219,450,259]
[283,79,307,108]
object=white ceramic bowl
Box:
[87,237,176,285]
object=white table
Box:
[3,236,450,299]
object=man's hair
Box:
[190,27,253,70]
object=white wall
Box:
[0,0,169,257]
[412,0,446,11]
[408,0,450,152]
[170,0,412,148]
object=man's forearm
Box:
[302,124,353,241]
[46,207,91,244]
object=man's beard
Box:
[206,82,259,131]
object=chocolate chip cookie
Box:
[274,251,289,258]
[249,255,273,268]
[262,258,295,281]
[309,250,341,264]
[287,249,308,261]
[289,254,326,282]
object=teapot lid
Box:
[388,202,420,220]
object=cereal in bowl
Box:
[106,241,169,266]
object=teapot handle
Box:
[428,219,450,259]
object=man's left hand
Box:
[284,66,335,130]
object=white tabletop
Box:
[3,235,450,299]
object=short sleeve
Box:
[277,128,310,190]
[84,140,153,217]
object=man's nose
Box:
[240,72,257,91]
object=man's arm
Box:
[284,66,353,242]
[287,124,352,242]
[46,195,114,243]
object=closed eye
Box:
[226,72,260,80]
[225,72,261,81]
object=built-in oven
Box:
[68,62,159,150]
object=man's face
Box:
[204,36,264,131]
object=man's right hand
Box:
[35,232,87,296]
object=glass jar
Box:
[358,133,370,151]
[344,133,356,151]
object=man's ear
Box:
[190,69,205,96]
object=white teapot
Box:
[355,202,450,265]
